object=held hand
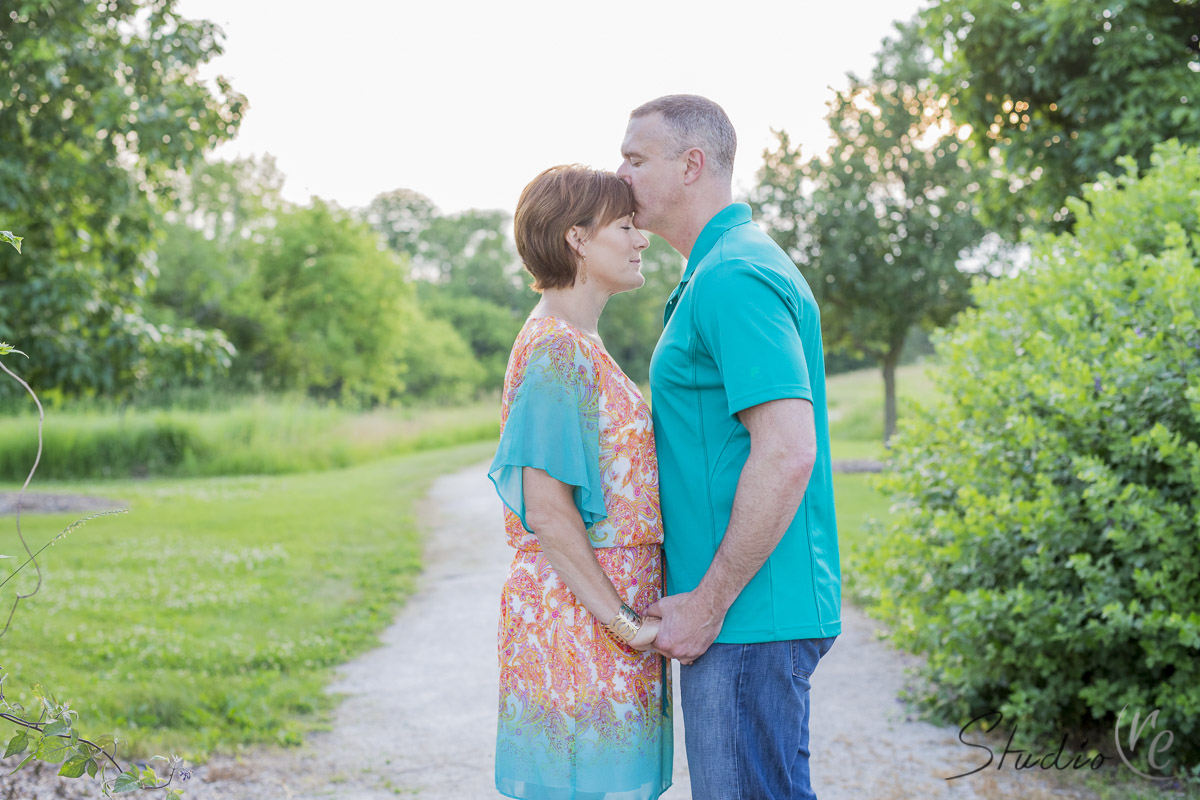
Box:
[628,615,660,652]
[646,591,724,665]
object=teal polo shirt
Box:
[649,203,841,643]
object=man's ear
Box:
[682,147,706,186]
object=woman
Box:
[488,164,672,800]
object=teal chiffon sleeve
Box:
[488,337,606,533]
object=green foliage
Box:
[151,156,287,373]
[153,163,489,404]
[0,398,499,481]
[364,189,530,311]
[364,188,536,392]
[755,22,987,441]
[402,297,496,397]
[0,0,244,399]
[0,441,495,759]
[246,200,415,403]
[417,286,522,390]
[1,231,21,253]
[0,682,183,797]
[862,141,1200,767]
[924,0,1200,231]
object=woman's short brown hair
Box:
[514,164,636,292]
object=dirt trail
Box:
[6,461,1096,800]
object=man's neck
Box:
[661,189,736,260]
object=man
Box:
[617,95,841,800]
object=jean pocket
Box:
[791,636,836,679]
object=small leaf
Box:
[42,719,71,738]
[86,757,99,778]
[36,734,74,764]
[0,231,22,253]
[4,731,28,758]
[59,755,88,779]
[112,771,141,793]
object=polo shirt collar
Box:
[663,203,753,325]
[683,203,753,283]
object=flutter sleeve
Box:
[488,330,606,533]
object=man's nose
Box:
[616,164,632,183]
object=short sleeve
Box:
[693,261,812,416]
[488,334,606,533]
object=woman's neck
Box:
[534,286,609,339]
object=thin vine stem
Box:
[0,355,44,640]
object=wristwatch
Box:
[604,602,643,643]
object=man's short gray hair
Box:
[630,94,737,180]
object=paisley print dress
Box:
[488,317,672,800]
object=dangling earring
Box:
[579,250,588,284]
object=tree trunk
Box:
[882,343,903,446]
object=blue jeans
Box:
[679,637,836,800]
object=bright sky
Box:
[178,0,928,215]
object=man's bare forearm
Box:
[646,398,817,662]
[694,430,814,615]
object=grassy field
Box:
[0,440,496,759]
[824,362,942,460]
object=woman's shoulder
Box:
[515,317,592,359]
[509,317,594,382]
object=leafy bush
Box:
[861,141,1200,766]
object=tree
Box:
[363,188,438,260]
[416,287,521,390]
[364,189,533,391]
[151,156,287,385]
[247,201,423,404]
[924,0,1200,232]
[754,24,988,442]
[364,191,529,312]
[0,0,245,398]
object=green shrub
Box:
[861,141,1200,768]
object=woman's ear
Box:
[565,225,587,257]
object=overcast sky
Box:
[178,0,929,214]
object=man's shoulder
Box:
[693,244,808,302]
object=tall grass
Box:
[0,397,499,481]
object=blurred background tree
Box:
[754,23,988,442]
[364,191,531,391]
[0,0,244,400]
[923,0,1200,233]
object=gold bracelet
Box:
[604,602,643,643]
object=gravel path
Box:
[4,461,1096,799]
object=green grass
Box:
[0,440,495,759]
[0,396,500,481]
[825,362,942,449]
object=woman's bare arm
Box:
[523,466,659,651]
